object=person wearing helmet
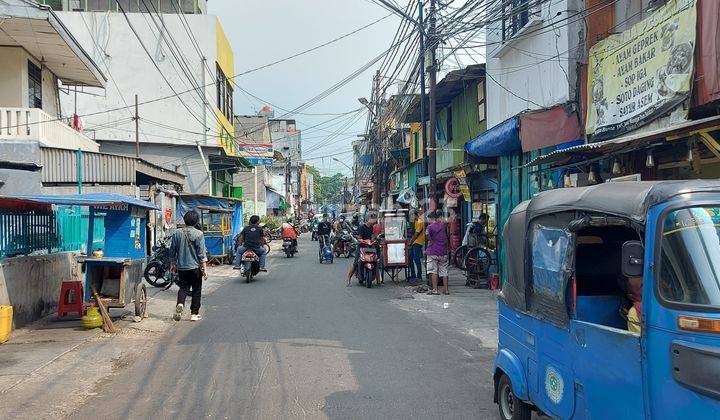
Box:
[235,215,267,272]
[281,217,299,250]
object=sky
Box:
[208,0,404,177]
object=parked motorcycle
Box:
[355,239,378,288]
[333,230,355,258]
[239,249,260,283]
[144,239,174,288]
[282,239,297,258]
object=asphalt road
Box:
[68,235,497,419]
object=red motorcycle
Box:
[355,239,378,288]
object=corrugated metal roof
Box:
[40,148,185,185]
[524,115,720,168]
[41,147,133,183]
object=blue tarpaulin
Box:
[176,194,235,216]
[232,204,243,237]
[465,116,521,158]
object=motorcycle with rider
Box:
[234,215,268,282]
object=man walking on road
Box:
[425,211,450,295]
[169,210,208,321]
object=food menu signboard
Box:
[586,0,696,140]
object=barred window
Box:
[502,0,530,41]
[28,61,42,109]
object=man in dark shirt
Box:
[235,215,267,272]
[346,213,377,286]
[316,214,333,248]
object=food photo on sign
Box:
[586,0,697,140]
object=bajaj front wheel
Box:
[498,374,530,420]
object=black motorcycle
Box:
[144,239,175,288]
[282,238,297,258]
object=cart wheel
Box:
[134,283,148,318]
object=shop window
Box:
[477,80,485,122]
[28,61,42,109]
[502,0,530,41]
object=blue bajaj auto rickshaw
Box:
[494,181,720,420]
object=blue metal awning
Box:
[1,193,159,210]
[465,115,521,158]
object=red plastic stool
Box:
[57,281,84,319]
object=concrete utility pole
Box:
[418,0,428,176]
[134,94,140,158]
[372,70,382,209]
[297,163,302,219]
[427,0,438,209]
[285,155,291,216]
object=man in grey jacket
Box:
[169,210,208,321]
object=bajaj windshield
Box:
[659,207,720,309]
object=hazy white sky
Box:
[208,1,403,176]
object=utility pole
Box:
[297,163,302,219]
[372,70,382,209]
[418,0,428,179]
[427,0,438,210]
[134,94,140,158]
[285,155,291,216]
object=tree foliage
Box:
[306,165,348,205]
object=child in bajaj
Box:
[234,215,268,273]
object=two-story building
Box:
[48,3,250,196]
[0,0,184,198]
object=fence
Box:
[0,209,58,258]
[55,206,105,253]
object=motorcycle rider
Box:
[316,214,333,249]
[345,212,378,286]
[281,217,299,251]
[234,215,267,272]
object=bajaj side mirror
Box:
[622,241,645,278]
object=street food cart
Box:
[176,194,243,264]
[1,194,158,318]
[78,194,158,317]
[196,205,234,264]
[378,209,409,282]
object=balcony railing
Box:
[0,107,99,152]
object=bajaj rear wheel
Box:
[498,374,530,420]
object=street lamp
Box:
[357,97,375,116]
